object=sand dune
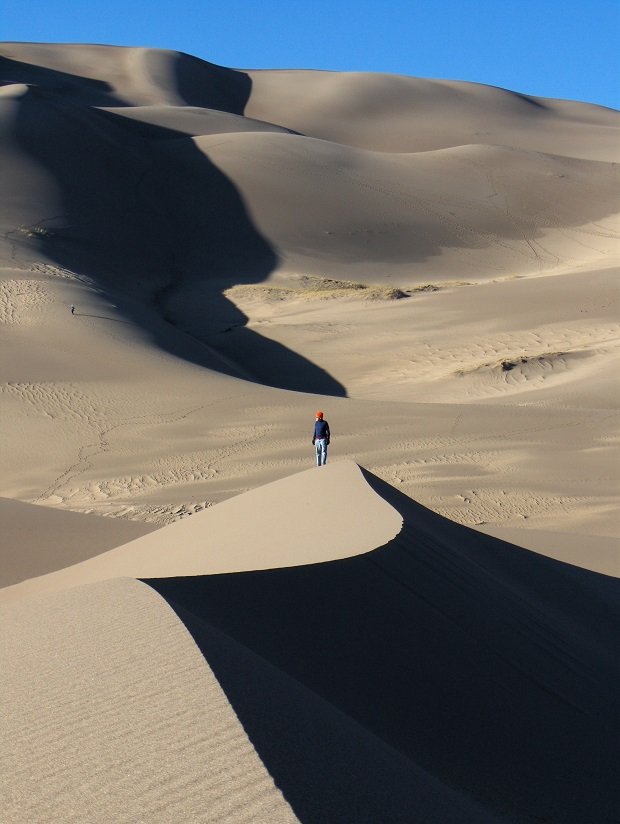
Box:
[163,134,618,317]
[2,463,618,822]
[103,103,296,138]
[1,42,619,822]
[245,69,620,160]
[228,265,620,407]
[4,43,617,160]
[0,43,253,110]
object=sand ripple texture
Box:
[0,280,52,325]
[0,578,298,824]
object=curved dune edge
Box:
[0,461,402,603]
[0,577,298,824]
[146,469,620,823]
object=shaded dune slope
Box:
[2,86,276,301]
[0,43,263,345]
[147,468,620,824]
[1,78,345,393]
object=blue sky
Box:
[3,0,619,109]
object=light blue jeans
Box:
[315,438,328,466]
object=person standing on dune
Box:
[312,411,330,466]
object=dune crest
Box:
[145,467,620,823]
[0,462,402,602]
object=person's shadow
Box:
[10,55,346,396]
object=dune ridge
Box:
[0,462,402,601]
[144,466,619,823]
[245,69,620,159]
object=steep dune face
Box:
[0,85,278,294]
[146,466,620,824]
[1,90,173,287]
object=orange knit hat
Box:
[316,411,324,419]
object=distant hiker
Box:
[70,305,75,315]
[312,410,330,466]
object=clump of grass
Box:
[226,276,410,303]
[456,351,569,377]
[410,283,441,292]
[18,225,54,239]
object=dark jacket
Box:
[313,419,330,443]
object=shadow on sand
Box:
[9,59,346,395]
[145,469,620,824]
[72,313,132,324]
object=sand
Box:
[0,462,402,601]
[2,462,618,822]
[0,496,156,588]
[0,577,297,824]
[1,42,619,822]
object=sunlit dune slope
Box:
[246,68,620,160]
[174,132,618,300]
[0,462,402,601]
